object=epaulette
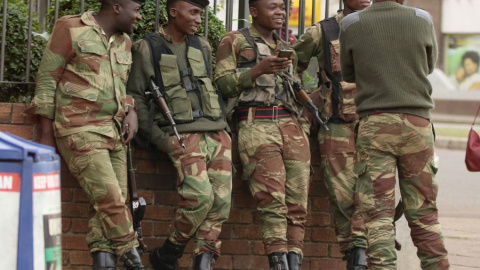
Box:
[63,14,82,19]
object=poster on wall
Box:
[446,34,480,91]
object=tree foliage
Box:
[46,0,226,64]
[0,2,46,102]
[0,0,226,102]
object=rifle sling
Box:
[320,17,345,123]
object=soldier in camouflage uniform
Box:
[214,0,311,269]
[126,0,232,269]
[27,0,146,269]
[340,0,449,269]
[293,1,370,269]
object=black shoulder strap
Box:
[239,28,256,51]
[320,16,341,84]
[188,34,212,78]
[143,32,167,93]
[142,32,169,148]
[320,16,343,121]
[238,28,257,69]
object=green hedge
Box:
[0,2,46,102]
[0,0,226,102]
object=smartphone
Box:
[277,49,293,60]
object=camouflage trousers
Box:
[56,131,138,258]
[238,113,310,256]
[166,130,232,257]
[318,121,367,253]
[355,113,449,270]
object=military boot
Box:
[287,252,302,270]
[92,251,117,270]
[268,252,289,270]
[344,247,368,270]
[149,239,186,270]
[194,251,215,270]
[121,248,147,270]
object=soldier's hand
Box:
[38,116,57,148]
[123,110,138,144]
[250,55,292,80]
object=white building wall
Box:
[442,0,480,34]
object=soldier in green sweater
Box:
[339,0,449,269]
[126,0,232,269]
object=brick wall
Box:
[0,102,342,269]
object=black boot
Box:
[344,247,368,270]
[194,251,215,270]
[287,252,302,270]
[92,252,117,270]
[121,248,147,270]
[268,252,289,270]
[149,239,186,270]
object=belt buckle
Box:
[272,106,278,122]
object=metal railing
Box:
[0,0,337,87]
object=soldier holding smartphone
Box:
[214,0,311,268]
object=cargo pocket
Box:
[239,49,256,63]
[254,74,276,105]
[76,40,105,75]
[61,81,99,102]
[339,81,358,122]
[237,125,260,180]
[319,84,333,120]
[353,161,374,213]
[62,133,93,175]
[241,161,257,181]
[164,85,193,123]
[188,47,207,78]
[114,51,132,85]
[329,39,341,75]
[198,77,221,119]
[159,54,180,87]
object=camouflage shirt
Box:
[214,25,300,107]
[28,11,135,138]
[294,12,344,74]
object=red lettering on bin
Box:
[0,173,20,192]
[33,172,60,192]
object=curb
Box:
[435,136,467,151]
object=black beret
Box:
[167,0,210,9]
[184,0,210,8]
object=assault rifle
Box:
[149,79,186,149]
[125,125,147,253]
[291,80,329,131]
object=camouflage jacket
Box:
[294,12,358,123]
[28,11,135,138]
[214,24,303,118]
[294,13,345,72]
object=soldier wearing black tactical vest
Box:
[294,1,370,269]
[126,0,232,269]
[215,0,311,269]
